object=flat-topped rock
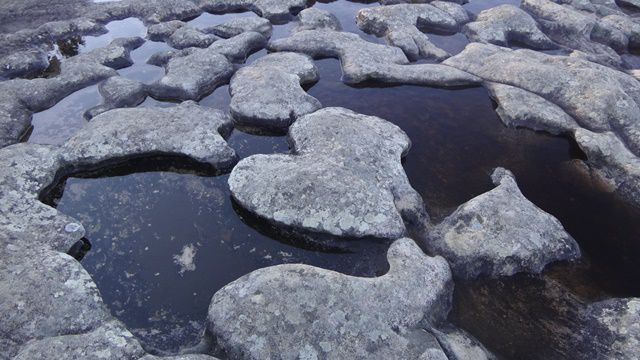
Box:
[197,0,308,22]
[427,168,580,279]
[63,101,237,171]
[85,76,148,119]
[229,52,320,129]
[13,320,145,360]
[168,26,219,49]
[207,238,458,359]
[147,20,186,41]
[296,7,342,32]
[229,107,426,240]
[205,17,272,38]
[269,29,479,86]
[463,5,556,49]
[356,3,467,60]
[149,32,266,100]
[0,243,110,358]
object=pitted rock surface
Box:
[463,5,556,49]
[0,242,110,358]
[149,31,266,100]
[269,29,480,86]
[229,107,427,240]
[229,52,321,129]
[584,298,640,359]
[206,238,457,359]
[427,168,581,279]
[63,101,237,170]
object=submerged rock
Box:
[0,49,49,80]
[463,5,556,49]
[63,101,237,170]
[207,238,460,359]
[444,43,640,208]
[229,107,427,240]
[427,168,580,279]
[229,52,321,129]
[269,29,480,86]
[85,76,148,119]
[149,32,266,100]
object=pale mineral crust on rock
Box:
[206,238,494,359]
[427,167,581,279]
[229,52,321,129]
[229,107,427,240]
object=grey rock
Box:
[486,82,578,135]
[89,0,201,24]
[269,29,479,86]
[296,7,342,32]
[584,298,640,359]
[206,17,272,38]
[140,355,220,360]
[197,0,308,22]
[13,320,145,360]
[229,52,321,129]
[85,76,148,119]
[463,5,556,49]
[63,101,237,171]
[0,37,144,148]
[356,3,465,60]
[430,325,497,360]
[618,0,640,9]
[0,49,49,79]
[521,0,622,67]
[599,14,640,50]
[207,238,455,359]
[147,20,186,41]
[0,144,84,251]
[574,129,640,208]
[229,107,426,240]
[427,168,580,279]
[430,1,471,24]
[444,43,640,155]
[0,243,110,358]
[168,26,219,49]
[149,32,266,100]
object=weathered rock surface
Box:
[463,5,556,49]
[149,32,266,100]
[85,76,148,119]
[0,37,144,148]
[229,107,426,240]
[197,0,308,22]
[584,298,640,359]
[356,3,468,60]
[207,238,457,359]
[13,320,145,360]
[296,7,342,32]
[427,168,580,279]
[168,26,219,49]
[0,242,110,358]
[63,101,237,170]
[206,17,272,38]
[147,20,186,41]
[0,145,84,251]
[229,52,321,129]
[444,43,640,208]
[269,30,480,86]
[0,49,49,79]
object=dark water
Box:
[25,0,640,358]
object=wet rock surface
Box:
[1,0,640,358]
